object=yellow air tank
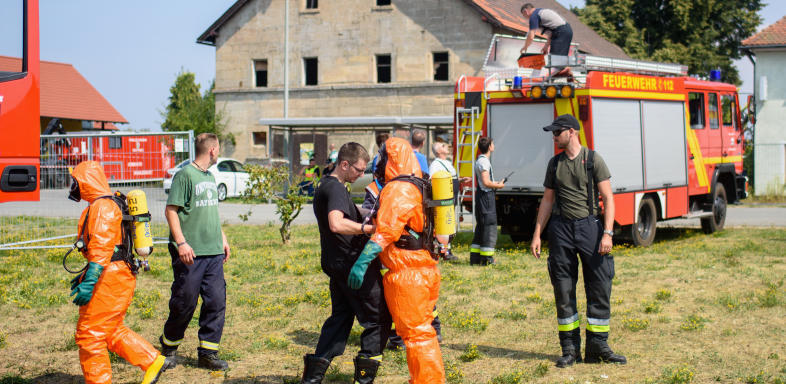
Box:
[431,170,456,242]
[127,189,153,256]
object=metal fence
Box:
[0,131,194,251]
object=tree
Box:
[161,70,228,139]
[575,0,763,84]
[241,164,308,244]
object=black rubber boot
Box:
[198,353,229,371]
[469,252,480,265]
[585,331,626,364]
[301,354,331,384]
[386,334,405,351]
[478,256,496,266]
[555,329,582,368]
[158,336,178,368]
[353,355,381,384]
[442,249,459,262]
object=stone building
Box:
[198,0,628,166]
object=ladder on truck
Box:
[454,86,481,232]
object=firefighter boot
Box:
[469,252,480,265]
[585,331,626,365]
[198,353,229,371]
[301,354,331,384]
[555,329,582,368]
[158,336,178,368]
[353,355,381,384]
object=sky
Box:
[1,0,784,131]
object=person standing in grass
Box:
[301,142,391,384]
[160,133,231,371]
[531,114,626,368]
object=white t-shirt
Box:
[429,158,457,178]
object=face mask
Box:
[373,144,388,184]
[68,177,81,202]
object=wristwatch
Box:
[603,230,614,237]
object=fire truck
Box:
[0,0,39,203]
[454,35,747,246]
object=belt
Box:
[394,234,425,250]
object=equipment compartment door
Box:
[592,98,644,193]
[642,100,688,189]
[488,103,555,192]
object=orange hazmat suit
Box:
[369,138,445,383]
[70,161,162,383]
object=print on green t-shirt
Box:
[166,164,224,256]
[543,147,611,220]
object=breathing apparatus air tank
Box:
[430,170,456,244]
[127,189,153,257]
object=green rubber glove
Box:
[70,262,104,306]
[348,241,382,289]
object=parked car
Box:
[163,157,250,201]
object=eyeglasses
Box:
[350,163,365,174]
[552,129,567,137]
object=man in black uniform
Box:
[301,142,391,384]
[531,115,626,368]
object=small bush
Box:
[655,289,673,301]
[494,302,528,321]
[661,365,695,384]
[262,336,290,350]
[0,329,6,349]
[757,285,781,308]
[489,369,526,384]
[681,314,709,331]
[741,371,769,384]
[622,317,650,331]
[445,360,465,383]
[642,300,662,314]
[459,344,481,362]
[444,310,488,333]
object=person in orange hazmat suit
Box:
[68,161,173,384]
[349,137,445,383]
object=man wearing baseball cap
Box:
[531,114,626,368]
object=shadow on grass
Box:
[1,372,82,384]
[444,342,557,361]
[224,375,298,384]
[287,328,320,347]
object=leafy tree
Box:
[575,0,763,84]
[161,70,228,140]
[241,164,308,244]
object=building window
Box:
[254,60,268,87]
[306,0,318,9]
[688,92,704,129]
[376,54,391,83]
[109,136,122,149]
[253,131,267,146]
[377,0,391,6]
[304,57,318,86]
[433,52,449,81]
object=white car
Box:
[163,157,250,201]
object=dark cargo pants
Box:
[547,215,614,337]
[314,261,391,360]
[162,243,226,356]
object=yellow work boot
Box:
[141,354,175,384]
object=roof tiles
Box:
[0,56,127,124]
[742,15,786,47]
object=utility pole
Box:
[284,0,289,118]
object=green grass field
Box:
[1,222,785,384]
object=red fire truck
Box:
[0,0,39,203]
[454,35,747,246]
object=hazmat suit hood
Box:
[70,161,111,203]
[380,137,422,182]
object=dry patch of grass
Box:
[1,223,785,383]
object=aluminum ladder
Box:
[454,105,480,232]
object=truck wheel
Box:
[701,183,726,234]
[630,196,657,247]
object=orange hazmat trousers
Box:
[372,138,445,383]
[71,161,160,383]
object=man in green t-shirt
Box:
[531,115,626,368]
[160,133,231,371]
